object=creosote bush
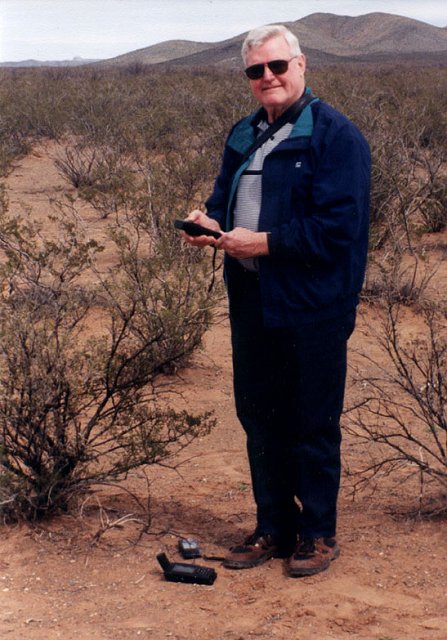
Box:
[54,144,138,217]
[310,67,447,248]
[0,203,217,522]
[362,252,439,308]
[345,298,447,498]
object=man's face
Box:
[245,35,306,121]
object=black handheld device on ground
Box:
[174,219,222,239]
[156,552,217,585]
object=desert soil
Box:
[1,142,446,640]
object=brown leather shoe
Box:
[287,537,340,577]
[223,532,284,569]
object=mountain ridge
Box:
[96,12,447,68]
[1,13,446,68]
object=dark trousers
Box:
[226,261,355,545]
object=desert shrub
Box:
[312,67,447,250]
[416,161,447,233]
[54,144,103,189]
[5,69,72,140]
[0,119,30,177]
[0,73,32,174]
[345,299,447,499]
[55,144,139,217]
[0,183,8,216]
[0,201,217,522]
[362,253,439,308]
[46,67,251,220]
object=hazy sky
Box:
[1,0,447,62]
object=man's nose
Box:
[262,65,275,80]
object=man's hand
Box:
[215,227,269,259]
[181,214,270,259]
[182,210,222,247]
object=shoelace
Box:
[295,539,316,555]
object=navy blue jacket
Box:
[205,96,371,327]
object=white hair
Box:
[241,24,302,66]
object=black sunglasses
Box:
[244,57,296,80]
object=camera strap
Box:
[239,91,314,165]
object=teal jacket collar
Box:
[227,90,318,155]
[225,92,318,229]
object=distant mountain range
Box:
[0,57,99,68]
[2,13,447,68]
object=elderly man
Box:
[183,24,370,577]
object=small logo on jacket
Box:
[295,161,302,169]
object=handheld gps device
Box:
[156,552,217,586]
[174,219,222,239]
